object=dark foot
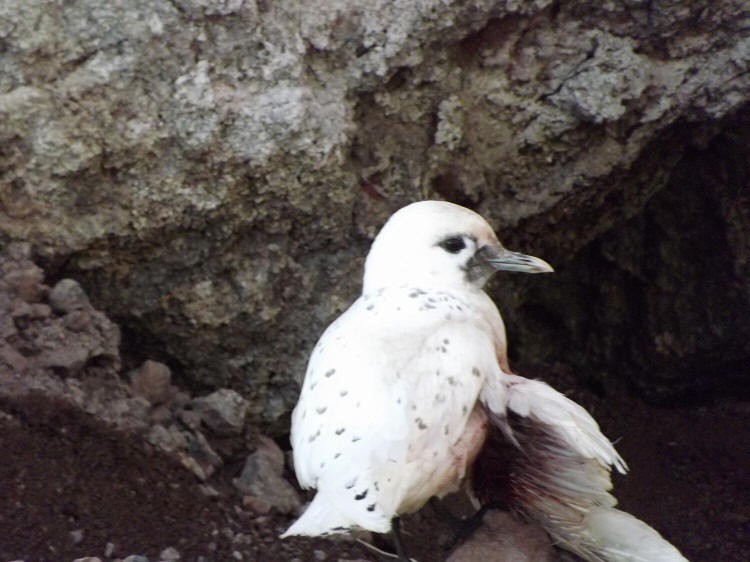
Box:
[391,517,411,561]
[444,502,506,551]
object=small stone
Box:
[255,435,285,473]
[28,303,52,318]
[104,542,116,557]
[199,484,220,497]
[177,408,202,430]
[149,404,173,425]
[178,452,209,480]
[233,448,301,514]
[313,549,327,561]
[190,430,222,468]
[447,511,554,562]
[170,390,192,409]
[72,558,102,562]
[122,555,149,562]
[232,532,252,545]
[231,551,243,560]
[242,494,272,514]
[69,528,84,545]
[130,360,172,404]
[38,343,90,376]
[49,278,90,314]
[147,424,186,452]
[192,388,249,435]
[4,262,45,303]
[0,344,29,372]
[159,546,181,561]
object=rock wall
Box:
[1,0,748,429]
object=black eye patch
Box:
[438,236,466,254]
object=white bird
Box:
[282,200,687,562]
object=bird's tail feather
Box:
[581,507,688,562]
[281,488,391,538]
[475,376,688,561]
[281,493,351,538]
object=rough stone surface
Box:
[129,360,173,404]
[48,278,91,314]
[193,388,250,435]
[0,0,748,430]
[448,510,555,562]
[233,438,302,515]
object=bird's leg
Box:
[390,517,411,562]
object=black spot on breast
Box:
[444,424,450,435]
[415,417,427,430]
[316,406,327,414]
[335,427,345,435]
[334,452,341,459]
[339,389,348,397]
[443,338,450,345]
[308,429,321,443]
[434,393,446,404]
[462,405,468,415]
[367,503,376,512]
[351,436,361,442]
[366,304,375,310]
[447,376,457,386]
[472,366,481,377]
[325,369,336,378]
[345,477,357,489]
[355,489,368,500]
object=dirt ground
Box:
[1,371,747,562]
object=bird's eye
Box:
[438,236,466,254]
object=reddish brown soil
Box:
[0,393,372,562]
[0,381,747,562]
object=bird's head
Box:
[363,200,553,294]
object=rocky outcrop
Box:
[1,1,748,428]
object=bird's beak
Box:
[484,247,554,274]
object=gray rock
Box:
[159,546,181,561]
[233,437,301,515]
[447,511,555,562]
[193,389,249,435]
[49,278,90,314]
[69,528,84,545]
[0,0,747,430]
[129,360,172,404]
[122,556,149,562]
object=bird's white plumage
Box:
[282,201,687,562]
[286,285,498,534]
